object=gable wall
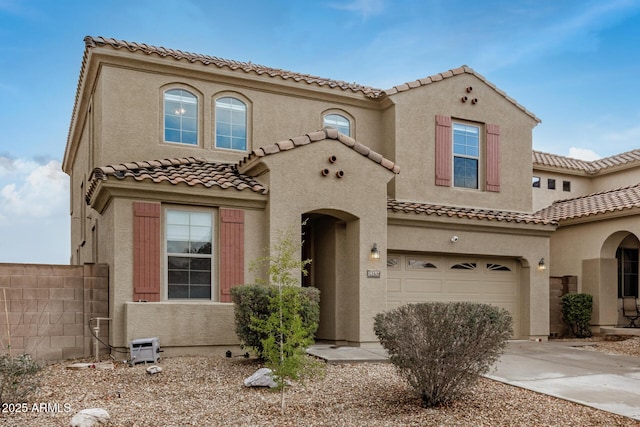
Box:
[388,74,537,212]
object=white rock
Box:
[69,408,110,427]
[243,367,278,388]
[146,365,163,374]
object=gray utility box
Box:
[130,337,160,364]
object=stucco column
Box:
[583,258,617,328]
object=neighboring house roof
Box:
[237,128,401,175]
[86,157,267,203]
[533,149,640,175]
[536,184,640,222]
[388,199,557,226]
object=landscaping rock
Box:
[243,367,278,388]
[69,408,110,427]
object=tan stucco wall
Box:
[387,73,538,213]
[94,65,384,168]
[255,138,395,345]
[550,215,640,328]
[387,218,552,338]
[531,170,592,212]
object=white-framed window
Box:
[323,113,351,136]
[166,209,214,300]
[215,97,247,151]
[453,122,480,189]
[164,89,198,145]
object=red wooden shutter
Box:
[220,209,245,303]
[486,124,500,192]
[133,202,161,302]
[435,115,452,186]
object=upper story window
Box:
[563,180,571,192]
[215,97,247,151]
[164,89,198,145]
[548,178,556,190]
[323,113,351,136]
[453,123,479,189]
[166,209,213,300]
[532,177,541,188]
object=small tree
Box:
[244,224,323,414]
[374,302,512,407]
[561,293,593,338]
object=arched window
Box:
[323,113,351,136]
[215,97,247,151]
[164,89,198,145]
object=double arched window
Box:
[215,97,247,151]
[164,89,198,145]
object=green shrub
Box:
[374,302,513,408]
[561,293,593,338]
[0,354,42,404]
[231,284,320,357]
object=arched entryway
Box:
[601,231,640,326]
[302,211,359,344]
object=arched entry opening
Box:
[302,210,359,344]
[601,231,640,326]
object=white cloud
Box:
[326,0,385,19]
[0,158,70,263]
[568,147,601,161]
[0,159,68,221]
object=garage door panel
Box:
[405,278,443,293]
[388,253,521,338]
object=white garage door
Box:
[387,253,521,338]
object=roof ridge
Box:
[237,128,401,174]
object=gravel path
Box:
[3,338,640,426]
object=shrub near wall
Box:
[374,302,513,407]
[231,285,320,357]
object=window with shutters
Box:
[166,209,214,300]
[435,116,500,192]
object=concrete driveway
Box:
[488,340,640,421]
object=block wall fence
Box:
[549,275,578,338]
[0,263,108,362]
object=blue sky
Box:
[1,0,640,263]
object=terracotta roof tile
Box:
[83,36,383,97]
[388,199,556,226]
[533,149,640,174]
[536,184,640,222]
[238,128,400,175]
[86,157,267,203]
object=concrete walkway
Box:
[307,340,640,421]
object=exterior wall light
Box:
[370,243,380,260]
[538,258,547,271]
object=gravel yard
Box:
[3,338,640,427]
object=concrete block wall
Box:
[0,263,108,361]
[549,275,578,338]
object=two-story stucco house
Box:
[63,36,562,355]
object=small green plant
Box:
[374,302,513,408]
[0,354,42,404]
[232,224,323,415]
[231,285,319,358]
[561,293,593,338]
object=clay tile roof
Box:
[535,184,640,222]
[237,128,400,175]
[86,157,267,203]
[384,65,541,123]
[533,149,640,174]
[388,199,556,226]
[83,36,383,97]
